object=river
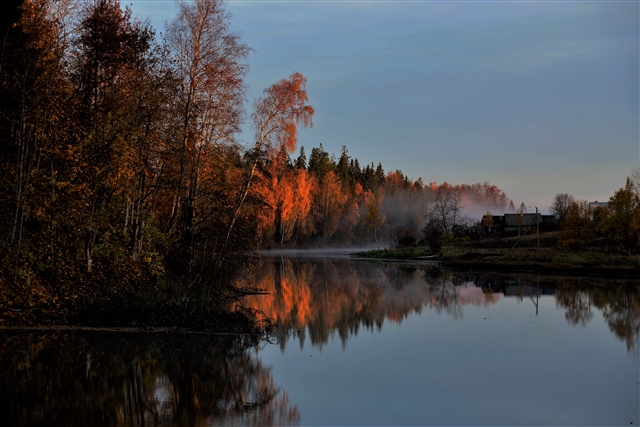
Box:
[1,253,638,426]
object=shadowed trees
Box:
[555,176,640,254]
[164,0,249,279]
[551,193,575,227]
[0,0,81,311]
[557,200,591,250]
[0,0,314,324]
[608,178,640,254]
[73,0,157,274]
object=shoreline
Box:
[0,325,266,334]
[351,245,640,279]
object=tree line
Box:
[253,143,513,248]
[552,173,640,254]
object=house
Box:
[478,212,556,235]
[540,215,557,232]
[503,213,540,232]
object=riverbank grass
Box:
[353,239,640,275]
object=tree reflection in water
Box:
[555,280,640,355]
[239,257,640,355]
[0,332,299,427]
[239,258,501,349]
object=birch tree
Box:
[218,72,313,262]
[165,0,249,275]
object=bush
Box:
[428,239,442,254]
[398,229,416,247]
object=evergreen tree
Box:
[307,144,331,179]
[336,145,351,189]
[375,162,385,186]
[350,158,362,184]
[295,146,307,170]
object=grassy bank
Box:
[352,233,640,276]
[438,247,640,275]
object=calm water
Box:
[1,255,639,426]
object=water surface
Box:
[239,256,639,426]
[1,256,638,426]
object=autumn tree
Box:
[219,72,313,260]
[289,169,315,242]
[551,193,575,227]
[313,171,347,241]
[72,0,158,275]
[362,190,385,248]
[164,0,249,278]
[0,0,77,305]
[592,206,611,243]
[427,187,465,235]
[388,226,416,248]
[457,182,509,211]
[557,200,592,250]
[482,211,494,227]
[608,178,640,254]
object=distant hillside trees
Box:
[252,144,513,248]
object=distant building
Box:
[587,201,610,219]
[504,213,539,231]
[588,201,608,212]
[540,215,557,230]
[478,212,556,236]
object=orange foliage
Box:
[291,169,315,239]
[354,182,363,196]
[252,72,314,154]
[314,171,348,241]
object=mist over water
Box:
[258,245,382,258]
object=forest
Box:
[0,0,513,326]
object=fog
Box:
[258,245,382,258]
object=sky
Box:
[128,0,639,213]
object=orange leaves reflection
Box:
[239,260,640,355]
[238,259,502,348]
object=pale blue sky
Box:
[129,0,639,212]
